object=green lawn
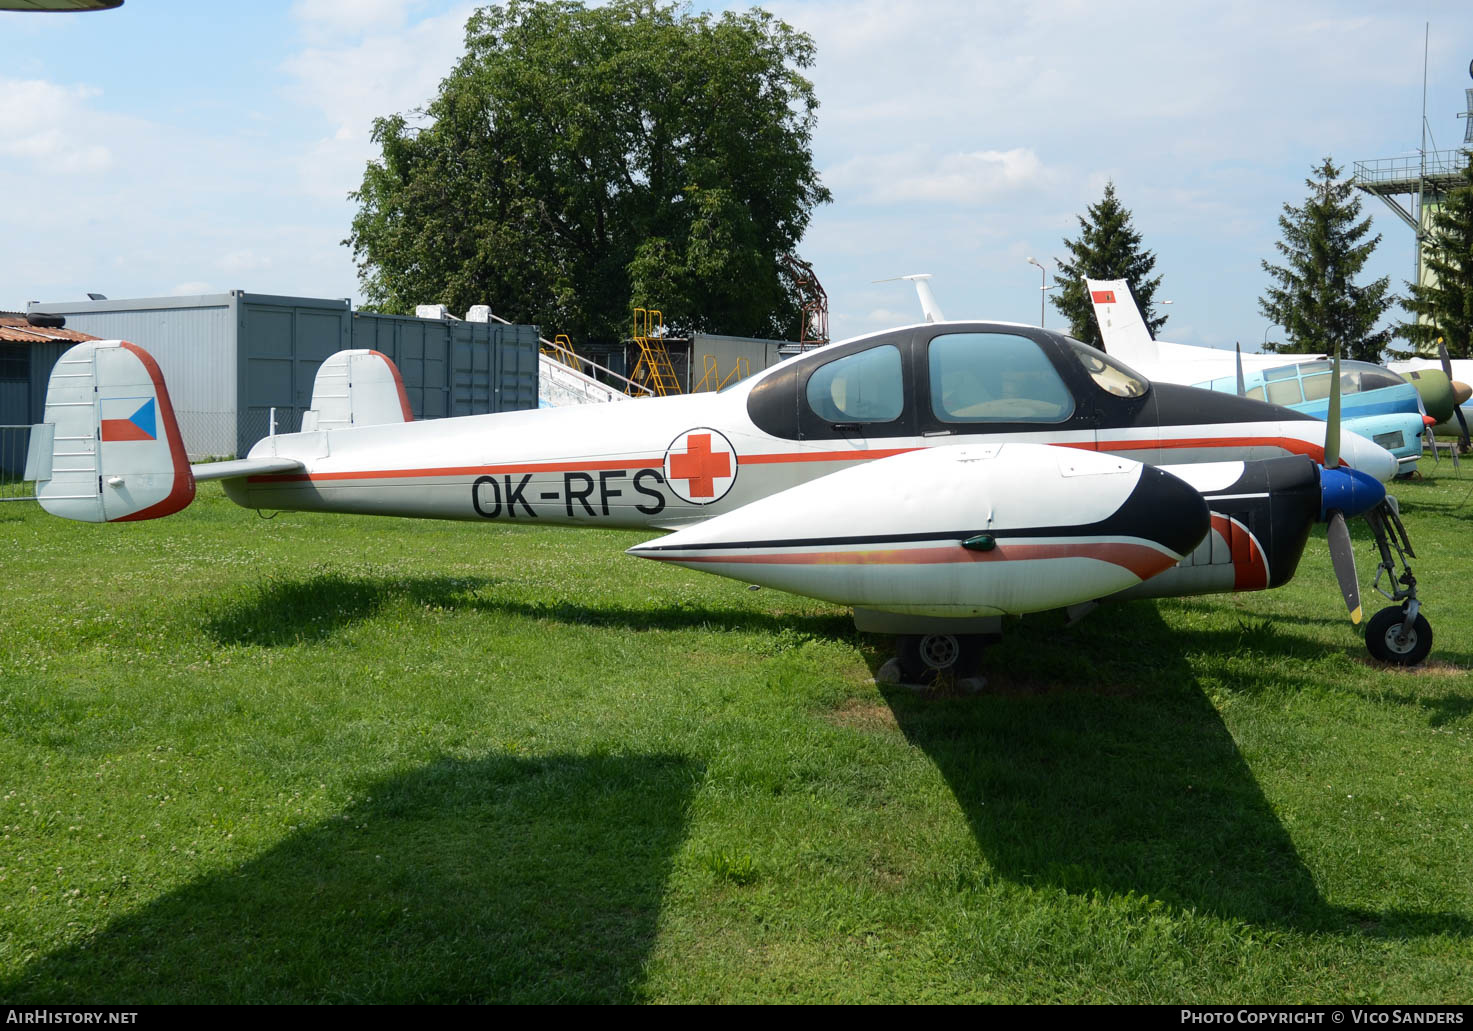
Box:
[1,464,1469,1003]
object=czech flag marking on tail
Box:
[100,397,157,442]
[36,340,194,523]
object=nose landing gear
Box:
[1364,499,1432,667]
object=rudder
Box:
[302,350,414,431]
[36,340,195,522]
[1085,278,1157,365]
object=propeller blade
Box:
[1326,510,1362,625]
[1324,347,1342,469]
[1235,342,1246,397]
[1435,337,1469,452]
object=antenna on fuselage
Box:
[874,273,945,323]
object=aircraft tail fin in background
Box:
[303,349,414,431]
[1085,278,1157,365]
[34,340,195,523]
[904,274,946,324]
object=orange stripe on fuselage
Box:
[250,457,665,484]
[1065,435,1333,465]
[245,435,1326,485]
[246,447,917,484]
[740,446,920,465]
[647,540,1179,582]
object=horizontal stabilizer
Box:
[36,340,195,522]
[303,350,413,431]
[191,457,305,482]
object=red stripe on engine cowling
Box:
[647,540,1180,582]
[1209,513,1269,591]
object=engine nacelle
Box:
[628,443,1209,618]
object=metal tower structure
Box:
[781,255,829,351]
[1351,50,1473,292]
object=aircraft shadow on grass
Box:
[869,606,1472,940]
[194,575,1471,942]
[3,754,700,1004]
[202,571,854,647]
[204,567,1468,679]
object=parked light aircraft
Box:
[1085,278,1471,474]
[27,322,1430,681]
[1189,360,1430,475]
[1390,346,1473,450]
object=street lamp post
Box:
[1026,257,1047,327]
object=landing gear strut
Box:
[1364,499,1432,666]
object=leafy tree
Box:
[1051,181,1166,348]
[347,0,830,342]
[1258,157,1394,363]
[1396,149,1473,359]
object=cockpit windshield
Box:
[1061,337,1150,398]
[927,332,1075,423]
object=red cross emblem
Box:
[664,428,738,504]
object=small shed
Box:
[1,313,101,479]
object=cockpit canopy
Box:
[745,323,1151,440]
[1195,358,1405,406]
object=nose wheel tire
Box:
[1365,606,1433,666]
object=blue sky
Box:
[3,0,1472,351]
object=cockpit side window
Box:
[805,344,904,423]
[928,333,1075,423]
[1060,337,1149,399]
[1341,360,1404,393]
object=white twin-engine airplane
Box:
[29,319,1430,682]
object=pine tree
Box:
[1396,150,1473,359]
[1259,157,1394,363]
[1052,181,1166,348]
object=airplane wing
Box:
[0,1,123,9]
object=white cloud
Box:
[0,78,113,173]
[290,0,415,40]
[218,251,274,275]
[281,3,477,199]
[168,282,216,297]
[828,147,1050,205]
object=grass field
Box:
[1,464,1470,1003]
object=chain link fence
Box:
[1,425,36,502]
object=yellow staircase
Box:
[542,333,585,375]
[627,308,682,396]
[693,354,750,392]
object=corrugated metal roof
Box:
[0,312,100,345]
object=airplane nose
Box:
[1454,381,1473,406]
[1340,432,1397,483]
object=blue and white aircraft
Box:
[1086,279,1436,475]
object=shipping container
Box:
[23,293,539,459]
